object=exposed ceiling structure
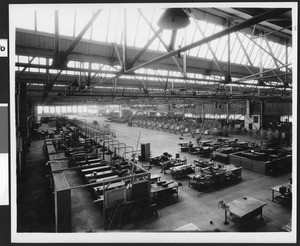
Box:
[14,6,293,105]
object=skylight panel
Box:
[58,9,75,37]
[106,9,121,43]
[208,38,219,58]
[250,45,261,66]
[126,9,139,47]
[274,43,283,59]
[14,8,35,30]
[75,9,93,40]
[288,47,292,64]
[264,54,273,69]
[230,37,240,63]
[91,9,109,42]
[174,28,184,49]
[135,13,153,48]
[37,10,54,34]
[204,22,215,37]
[160,30,172,50]
[148,36,160,51]
[277,46,286,63]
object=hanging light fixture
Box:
[157,8,190,30]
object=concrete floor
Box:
[17,115,292,234]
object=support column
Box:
[245,99,251,130]
[226,102,230,124]
[202,103,205,122]
[260,100,264,130]
[19,83,28,170]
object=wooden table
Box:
[151,181,179,199]
[76,158,102,166]
[93,181,126,196]
[271,183,289,201]
[160,158,187,174]
[46,144,56,154]
[150,174,161,183]
[81,164,110,175]
[85,170,114,179]
[221,196,266,224]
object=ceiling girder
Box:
[123,8,291,76]
[59,9,102,67]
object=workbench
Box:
[81,164,111,175]
[271,183,291,205]
[170,164,195,179]
[85,169,115,180]
[160,158,187,174]
[46,144,56,154]
[194,159,213,168]
[75,158,102,166]
[221,196,266,224]
[150,174,161,183]
[93,181,126,199]
[187,165,242,190]
[150,180,179,200]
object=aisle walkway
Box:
[17,139,55,232]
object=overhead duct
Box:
[157,8,190,30]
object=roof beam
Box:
[127,29,162,69]
[190,12,226,75]
[138,9,183,74]
[16,56,35,82]
[263,35,286,85]
[15,62,227,83]
[43,9,102,101]
[59,9,102,67]
[244,34,292,72]
[234,63,292,83]
[18,71,290,89]
[33,90,292,101]
[125,8,291,75]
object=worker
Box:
[196,135,202,145]
[188,141,193,152]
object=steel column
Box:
[123,9,127,71]
[54,10,60,66]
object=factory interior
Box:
[12,4,296,242]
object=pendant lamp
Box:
[157,8,190,30]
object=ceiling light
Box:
[157,8,190,30]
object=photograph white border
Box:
[9,1,297,243]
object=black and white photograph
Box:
[7,1,297,244]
